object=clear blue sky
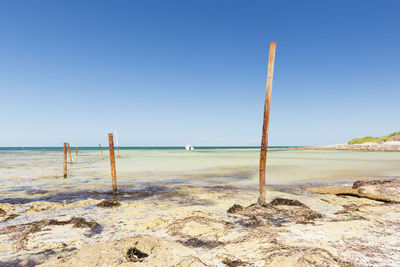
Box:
[0,0,399,147]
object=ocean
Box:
[0,147,399,201]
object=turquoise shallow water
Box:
[0,147,399,200]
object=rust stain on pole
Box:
[259,42,276,205]
[67,143,73,164]
[99,143,103,159]
[108,133,117,193]
[63,142,67,178]
[75,146,78,164]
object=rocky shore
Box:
[295,141,400,151]
[0,178,400,266]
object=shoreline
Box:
[292,142,400,151]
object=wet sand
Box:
[1,179,399,266]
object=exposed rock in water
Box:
[309,177,400,203]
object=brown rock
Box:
[309,177,400,203]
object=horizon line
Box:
[0,145,306,149]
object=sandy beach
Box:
[1,148,399,266]
[1,178,400,266]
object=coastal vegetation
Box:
[347,131,400,144]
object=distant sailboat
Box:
[185,144,194,151]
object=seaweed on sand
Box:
[0,217,100,249]
[227,204,243,214]
[331,204,366,222]
[262,245,346,266]
[168,216,230,236]
[269,198,306,207]
[227,198,322,227]
[168,216,229,249]
[125,247,148,262]
[48,217,99,228]
[222,257,249,267]
[179,237,224,249]
[2,214,19,222]
[97,199,121,208]
[0,208,6,216]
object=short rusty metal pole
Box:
[259,42,276,205]
[63,142,67,178]
[75,146,78,164]
[108,133,117,193]
[99,143,103,159]
[67,143,73,164]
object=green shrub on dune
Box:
[348,136,380,144]
[347,131,400,144]
[387,131,400,141]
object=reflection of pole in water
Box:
[67,143,73,164]
[75,146,78,164]
[63,142,67,178]
[99,143,103,159]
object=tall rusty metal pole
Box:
[63,142,67,178]
[108,133,117,193]
[67,143,73,164]
[75,146,79,164]
[259,42,276,205]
